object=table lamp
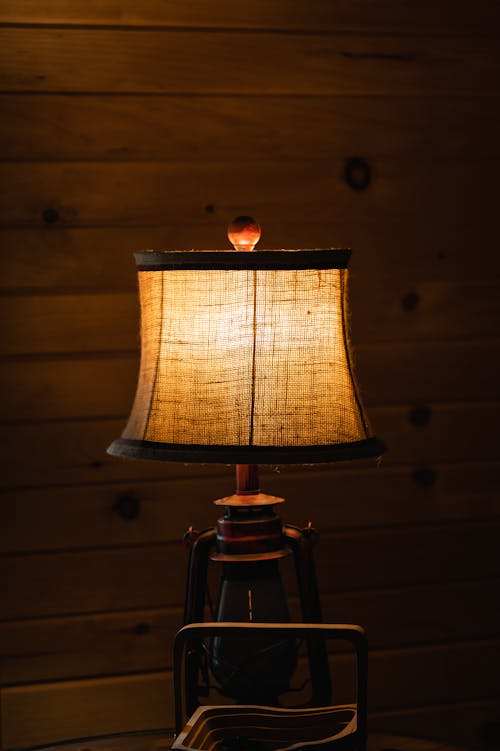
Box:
[108,216,385,710]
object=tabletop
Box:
[31,730,468,751]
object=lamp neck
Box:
[235,464,260,495]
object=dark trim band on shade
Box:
[107,436,386,464]
[134,249,351,271]
[340,269,369,439]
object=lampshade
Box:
[108,247,384,464]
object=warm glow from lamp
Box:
[108,233,383,464]
[106,218,383,718]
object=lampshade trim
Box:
[135,249,351,271]
[143,271,165,440]
[340,271,370,438]
[107,436,386,464]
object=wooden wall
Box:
[1,2,500,748]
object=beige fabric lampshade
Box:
[108,249,384,463]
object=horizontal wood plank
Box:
[2,96,499,161]
[0,222,498,293]
[0,417,230,488]
[1,30,500,96]
[2,0,500,33]
[321,582,500,655]
[1,340,499,422]
[3,641,500,746]
[1,672,172,748]
[0,608,183,685]
[1,281,499,358]
[314,521,500,596]
[1,160,499,229]
[2,521,499,619]
[1,463,499,554]
[0,292,140,356]
[354,341,500,407]
[0,403,498,488]
[370,699,500,751]
[335,640,500,713]
[2,462,500,553]
[369,402,500,466]
[2,579,499,684]
[351,281,500,346]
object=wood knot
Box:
[114,493,141,520]
[42,208,60,224]
[401,291,420,311]
[409,404,432,427]
[343,157,372,191]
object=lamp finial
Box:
[227,215,261,251]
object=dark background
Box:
[0,1,500,748]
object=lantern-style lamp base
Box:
[183,464,331,711]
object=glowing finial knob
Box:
[227,215,261,251]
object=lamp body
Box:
[107,244,384,714]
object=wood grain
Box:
[1,3,499,747]
[313,521,500,594]
[368,402,500,466]
[1,160,498,228]
[1,340,499,422]
[1,29,499,96]
[2,579,499,684]
[1,463,499,554]
[0,608,183,685]
[370,699,500,751]
[0,292,140,356]
[2,0,500,32]
[0,417,229,488]
[343,640,500,712]
[2,281,499,359]
[350,280,500,345]
[0,403,498,488]
[1,672,172,748]
[2,96,498,161]
[2,520,499,619]
[0,222,498,293]
[0,729,477,751]
[3,641,500,746]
